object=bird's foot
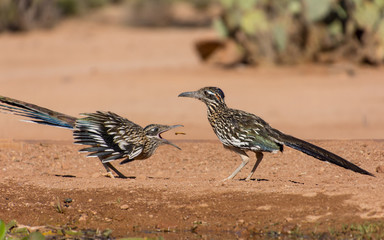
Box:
[245,172,255,181]
[222,176,233,182]
[245,174,254,181]
[102,172,116,179]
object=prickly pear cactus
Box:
[207,0,384,65]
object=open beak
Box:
[160,124,183,150]
[178,91,201,100]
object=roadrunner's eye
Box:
[151,127,159,133]
[205,90,216,99]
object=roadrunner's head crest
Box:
[178,87,226,107]
[144,124,182,150]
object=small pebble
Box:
[120,204,129,210]
[79,214,87,222]
[376,165,384,173]
[281,223,297,234]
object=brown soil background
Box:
[0,8,384,239]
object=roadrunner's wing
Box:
[74,111,145,163]
[220,109,283,152]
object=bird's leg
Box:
[98,156,127,178]
[104,162,127,178]
[245,152,264,181]
[101,162,115,178]
[223,149,249,181]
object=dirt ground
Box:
[0,8,384,239]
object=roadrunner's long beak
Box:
[160,124,183,150]
[178,91,202,100]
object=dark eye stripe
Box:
[207,91,218,99]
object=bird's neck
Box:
[206,102,227,116]
[141,138,160,159]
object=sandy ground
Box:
[0,10,384,238]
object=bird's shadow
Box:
[288,180,304,185]
[54,174,76,178]
[147,176,170,180]
[118,176,170,180]
[53,174,137,179]
[239,178,269,182]
[238,178,305,185]
[118,176,136,179]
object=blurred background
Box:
[0,0,383,141]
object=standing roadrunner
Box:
[178,86,373,180]
[0,95,182,178]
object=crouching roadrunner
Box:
[0,95,182,178]
[178,87,373,181]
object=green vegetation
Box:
[0,0,119,32]
[339,222,384,239]
[119,238,165,240]
[125,0,212,27]
[56,0,113,16]
[1,219,384,239]
[208,0,384,65]
[2,0,384,66]
[258,221,384,239]
[0,219,113,239]
[125,0,384,66]
[0,220,6,240]
[0,0,210,32]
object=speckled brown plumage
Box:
[0,95,182,178]
[179,86,373,180]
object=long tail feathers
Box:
[277,132,374,176]
[0,95,77,129]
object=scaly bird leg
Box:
[245,152,264,181]
[99,156,127,178]
[101,162,115,178]
[105,162,127,178]
[223,149,249,181]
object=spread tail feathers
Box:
[276,132,374,176]
[0,95,77,129]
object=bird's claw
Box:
[102,172,116,179]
